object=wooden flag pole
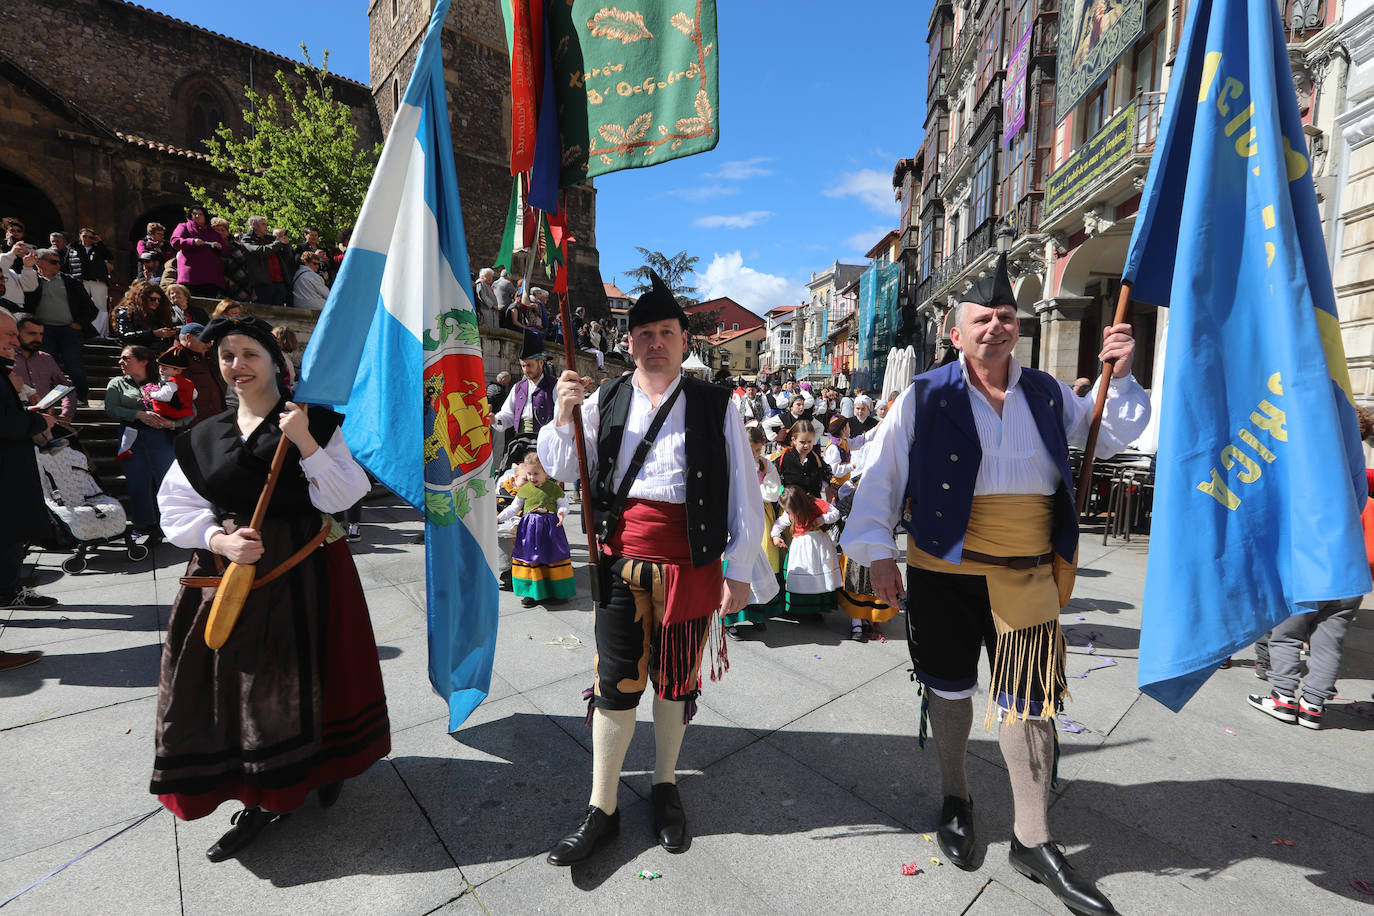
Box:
[551,252,604,602]
[1075,281,1133,517]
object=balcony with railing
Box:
[1042,90,1167,226]
[971,72,1004,137]
[952,22,978,75]
[947,132,973,185]
[962,217,998,267]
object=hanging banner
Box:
[1055,0,1145,122]
[547,1,720,185]
[1002,21,1033,148]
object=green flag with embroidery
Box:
[543,1,719,185]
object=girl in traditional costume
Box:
[498,450,575,607]
[775,420,831,499]
[825,417,896,642]
[724,426,786,639]
[151,316,390,862]
[772,484,841,618]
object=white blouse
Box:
[538,372,775,597]
[840,355,1151,565]
[157,428,371,551]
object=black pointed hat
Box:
[627,270,689,330]
[519,330,546,361]
[961,253,1016,309]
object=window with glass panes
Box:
[971,142,998,230]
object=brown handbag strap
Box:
[179,519,332,589]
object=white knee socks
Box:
[652,696,688,785]
[588,706,636,813]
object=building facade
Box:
[800,261,865,383]
[369,0,606,314]
[0,0,381,275]
[760,304,802,377]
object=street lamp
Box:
[996,217,1016,254]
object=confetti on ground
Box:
[922,833,933,843]
[1075,615,1086,621]
[930,857,943,866]
[1351,879,1373,895]
[1271,839,1297,847]
[547,635,583,649]
[1068,658,1117,679]
[636,870,662,880]
[1060,716,1087,734]
[900,863,923,876]
[1223,727,1237,735]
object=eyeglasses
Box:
[148,295,163,300]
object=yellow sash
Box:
[907,494,1077,725]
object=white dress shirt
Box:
[538,372,776,598]
[840,354,1151,565]
[491,376,539,431]
[157,428,371,550]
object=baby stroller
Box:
[35,439,149,573]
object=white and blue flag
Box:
[295,0,498,732]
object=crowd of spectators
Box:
[470,264,631,366]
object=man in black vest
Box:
[538,271,773,866]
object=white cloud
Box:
[694,252,808,314]
[661,184,741,201]
[693,210,771,230]
[844,224,895,255]
[824,168,897,214]
[704,157,774,180]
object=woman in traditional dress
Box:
[723,425,786,639]
[151,316,390,862]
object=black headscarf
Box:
[199,316,292,394]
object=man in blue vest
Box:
[843,255,1149,916]
[538,271,774,867]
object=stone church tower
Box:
[368,0,606,315]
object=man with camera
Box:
[537,271,774,867]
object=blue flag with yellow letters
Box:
[1123,0,1370,710]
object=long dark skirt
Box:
[151,519,390,820]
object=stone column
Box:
[1035,296,1093,381]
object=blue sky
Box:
[142,0,932,316]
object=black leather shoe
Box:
[546,806,619,866]
[1008,837,1117,915]
[317,781,343,808]
[206,808,279,862]
[651,782,690,853]
[936,795,977,870]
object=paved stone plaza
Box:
[2,499,1371,914]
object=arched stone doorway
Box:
[0,166,64,243]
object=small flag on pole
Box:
[1123,0,1371,711]
[294,0,499,732]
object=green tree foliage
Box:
[626,248,699,305]
[187,48,379,249]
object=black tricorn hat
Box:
[961,253,1016,309]
[156,345,190,369]
[519,330,546,361]
[627,270,688,330]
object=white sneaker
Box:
[1297,697,1323,730]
